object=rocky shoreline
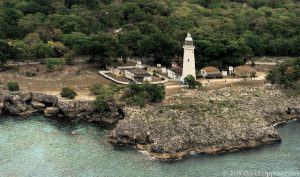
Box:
[0,87,299,162]
[109,86,300,161]
[0,91,125,126]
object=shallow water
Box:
[0,116,299,177]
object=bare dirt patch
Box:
[0,62,111,100]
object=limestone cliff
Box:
[0,91,124,126]
[109,86,300,161]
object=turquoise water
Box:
[0,116,300,177]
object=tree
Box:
[84,33,117,68]
[122,83,165,106]
[184,75,201,89]
[64,0,75,9]
[31,43,53,60]
[1,8,24,38]
[47,41,68,57]
[64,50,75,65]
[23,33,43,46]
[10,40,31,61]
[0,40,11,69]
[49,14,88,34]
[266,58,300,88]
[0,0,300,69]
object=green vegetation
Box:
[91,83,123,111]
[93,95,109,112]
[0,0,299,69]
[46,58,64,72]
[64,50,75,65]
[267,57,300,88]
[25,70,36,77]
[7,82,20,91]
[184,75,201,89]
[122,83,165,107]
[89,83,122,100]
[60,87,77,99]
[89,83,104,95]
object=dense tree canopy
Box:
[267,57,300,88]
[0,0,300,68]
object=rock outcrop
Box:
[109,86,300,161]
[264,107,300,125]
[0,91,124,126]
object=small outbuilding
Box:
[109,67,124,77]
[124,68,152,82]
[220,66,234,77]
[167,67,183,80]
[200,67,222,78]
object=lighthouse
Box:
[182,33,196,81]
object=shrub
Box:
[93,96,109,112]
[89,83,103,95]
[122,82,165,106]
[250,72,256,78]
[46,58,64,72]
[61,87,77,99]
[124,92,148,107]
[25,70,36,77]
[7,82,20,91]
[184,75,201,89]
[64,50,75,65]
[89,83,123,101]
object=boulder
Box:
[58,101,95,119]
[4,92,31,104]
[31,101,45,110]
[31,92,57,105]
[44,107,59,117]
[0,101,4,115]
[4,102,22,115]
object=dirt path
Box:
[198,72,266,85]
[165,72,266,89]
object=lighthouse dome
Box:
[185,33,193,46]
[185,33,193,42]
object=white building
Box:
[161,67,167,73]
[200,67,222,78]
[124,68,152,82]
[182,33,196,81]
[167,67,183,80]
[220,66,234,76]
[136,61,142,68]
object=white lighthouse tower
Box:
[182,33,196,81]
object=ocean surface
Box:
[0,116,299,177]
